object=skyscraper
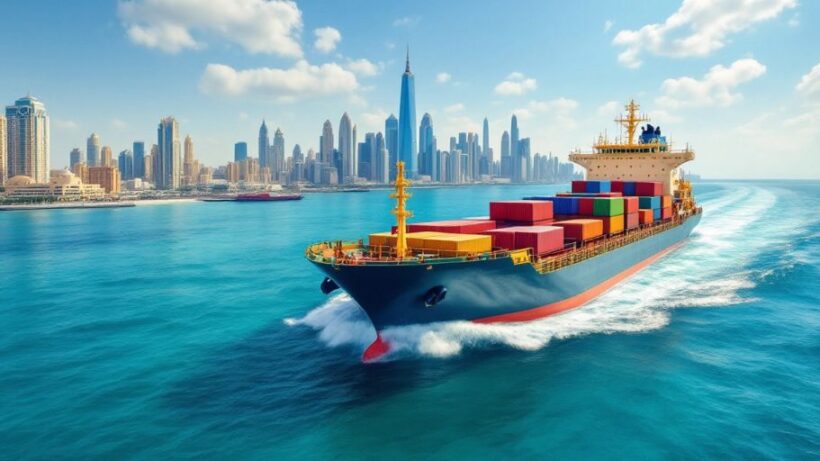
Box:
[374,132,388,184]
[234,142,248,162]
[101,146,113,167]
[118,149,134,180]
[398,47,417,176]
[339,112,355,183]
[418,113,436,180]
[258,120,270,169]
[183,134,196,185]
[6,96,49,183]
[500,130,511,178]
[320,119,333,165]
[272,128,285,181]
[69,148,82,170]
[0,115,6,186]
[87,133,101,167]
[133,141,145,178]
[384,114,398,180]
[157,116,181,189]
[510,115,520,182]
[483,117,491,175]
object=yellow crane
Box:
[391,161,413,258]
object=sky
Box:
[1,0,818,179]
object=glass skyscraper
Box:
[398,48,416,177]
[384,114,398,180]
[5,95,49,183]
[156,116,180,190]
[234,142,248,162]
[133,141,145,178]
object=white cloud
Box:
[111,119,128,129]
[444,103,464,113]
[118,0,303,57]
[604,20,613,32]
[361,109,390,131]
[393,16,420,27]
[494,72,537,96]
[53,119,78,130]
[436,72,452,83]
[796,63,820,98]
[613,0,796,68]
[656,58,766,109]
[513,97,579,128]
[199,61,359,102]
[346,58,380,77]
[313,27,341,53]
[596,100,619,116]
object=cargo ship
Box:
[201,192,303,202]
[306,101,701,361]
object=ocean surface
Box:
[1,181,819,460]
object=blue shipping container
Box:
[586,180,611,193]
[653,208,662,221]
[623,182,637,196]
[639,196,661,210]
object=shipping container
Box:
[638,196,661,210]
[571,180,587,193]
[555,192,622,198]
[586,180,611,193]
[661,195,672,208]
[623,196,639,214]
[496,219,554,228]
[481,228,516,249]
[419,233,492,254]
[623,181,637,196]
[661,207,672,220]
[611,180,624,193]
[548,197,580,215]
[489,200,553,222]
[638,209,654,225]
[553,219,603,242]
[370,231,450,248]
[512,226,565,255]
[653,208,662,221]
[625,212,639,230]
[407,219,496,234]
[579,197,595,216]
[599,215,625,235]
[593,197,625,217]
[636,181,663,196]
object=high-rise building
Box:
[118,150,134,180]
[156,116,181,189]
[101,146,113,167]
[510,115,520,182]
[0,115,6,186]
[418,113,436,180]
[234,142,248,162]
[500,130,511,178]
[272,128,285,182]
[133,142,145,178]
[374,132,388,184]
[258,120,270,170]
[320,119,334,165]
[482,117,491,176]
[69,148,82,170]
[6,95,49,183]
[339,112,355,183]
[398,47,417,176]
[86,133,101,167]
[384,114,398,180]
[88,166,121,194]
[519,138,531,182]
[183,134,197,186]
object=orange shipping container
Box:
[419,233,492,254]
[599,215,625,235]
[662,207,672,219]
[553,219,603,241]
[661,195,672,208]
[638,209,654,225]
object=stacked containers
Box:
[420,234,492,256]
[623,181,637,196]
[639,196,662,222]
[638,209,654,225]
[407,219,496,234]
[592,197,625,235]
[661,195,672,220]
[484,226,564,254]
[611,180,624,194]
[571,180,587,193]
[624,196,639,230]
[553,219,604,242]
[489,200,553,226]
[636,181,663,196]
[585,180,611,193]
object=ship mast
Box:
[615,99,649,145]
[391,161,413,258]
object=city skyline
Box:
[0,1,818,179]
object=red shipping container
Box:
[571,180,587,193]
[626,212,639,230]
[623,196,639,214]
[512,226,565,255]
[662,207,672,219]
[638,209,654,225]
[611,180,624,193]
[481,228,517,249]
[661,195,672,208]
[636,181,663,196]
[489,200,553,222]
[407,219,496,234]
[579,197,595,216]
[553,219,603,242]
[496,219,554,228]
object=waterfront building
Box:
[320,120,334,165]
[183,134,198,186]
[88,166,121,194]
[519,137,531,182]
[133,142,145,178]
[384,114,398,180]
[4,170,105,200]
[234,142,248,162]
[418,113,436,181]
[500,130,511,178]
[272,128,285,182]
[374,132,388,184]
[72,161,89,184]
[198,166,213,185]
[69,148,82,170]
[86,133,101,167]
[118,150,134,180]
[226,161,240,183]
[511,114,520,182]
[483,117,491,176]
[6,95,49,183]
[146,144,157,182]
[398,48,417,177]
[339,112,355,183]
[258,120,270,170]
[156,116,180,189]
[101,146,113,167]
[0,115,6,186]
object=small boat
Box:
[235,192,303,202]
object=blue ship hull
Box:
[311,214,701,333]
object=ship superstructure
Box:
[305,101,700,362]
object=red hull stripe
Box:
[473,241,685,324]
[362,333,390,362]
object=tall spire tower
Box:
[397,45,417,177]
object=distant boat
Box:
[236,192,303,202]
[339,188,369,193]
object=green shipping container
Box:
[592,197,624,217]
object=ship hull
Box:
[311,214,700,332]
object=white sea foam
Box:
[286,185,805,360]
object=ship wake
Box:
[286,185,802,360]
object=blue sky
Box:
[1,0,818,178]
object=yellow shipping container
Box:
[420,233,492,254]
[368,232,396,247]
[369,231,452,249]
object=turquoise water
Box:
[1,181,819,460]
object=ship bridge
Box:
[568,100,694,196]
